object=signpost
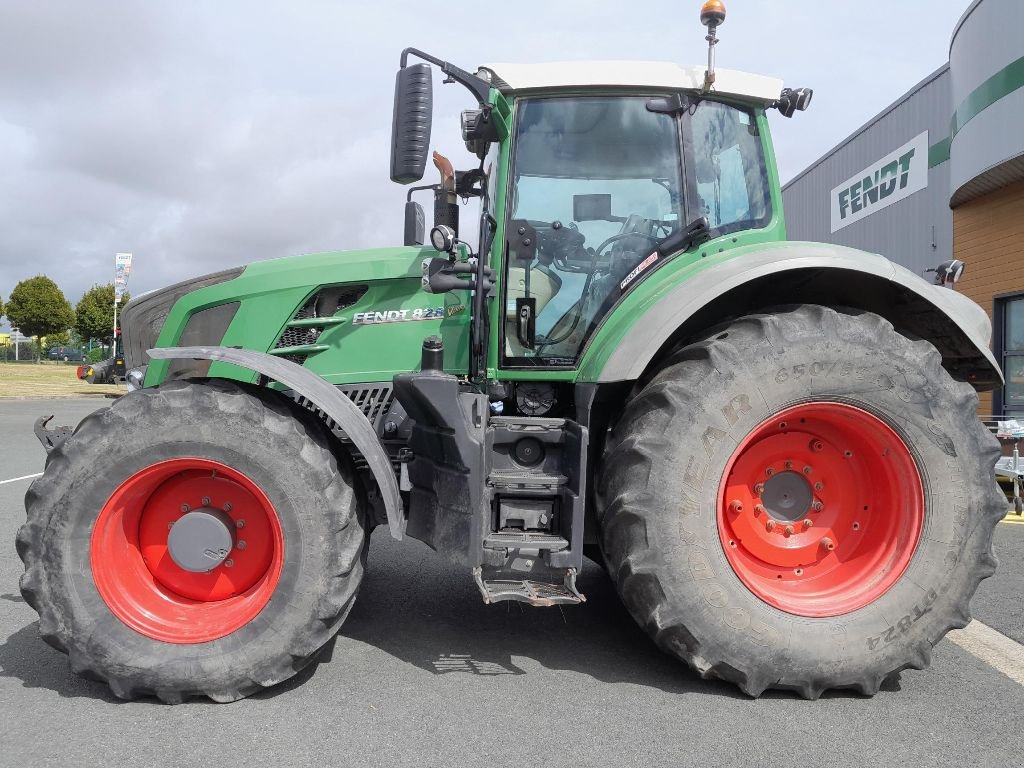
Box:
[113,253,133,357]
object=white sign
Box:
[114,252,133,304]
[829,131,929,233]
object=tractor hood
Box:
[131,245,470,388]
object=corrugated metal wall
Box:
[781,66,953,278]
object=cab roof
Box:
[478,61,783,105]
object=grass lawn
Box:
[0,362,124,398]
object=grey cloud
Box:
[0,0,970,329]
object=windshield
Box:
[503,95,771,366]
[504,96,683,364]
[683,100,771,235]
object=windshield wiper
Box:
[653,216,711,257]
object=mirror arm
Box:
[399,48,492,106]
[406,183,438,202]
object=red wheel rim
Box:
[90,458,284,643]
[717,403,924,617]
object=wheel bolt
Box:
[766,520,776,531]
[814,481,823,491]
[235,519,245,529]
[820,537,835,552]
[754,504,765,516]
[766,467,775,476]
[224,559,234,568]
[754,483,765,495]
[180,504,190,513]
[224,502,233,512]
[784,524,795,537]
[803,465,812,475]
[812,501,824,512]
[729,499,743,513]
[802,518,812,529]
[237,540,247,550]
[783,460,793,470]
[201,496,211,506]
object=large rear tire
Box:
[17,379,366,702]
[597,305,1004,698]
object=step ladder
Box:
[472,566,585,607]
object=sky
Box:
[0,0,972,328]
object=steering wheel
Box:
[540,229,661,347]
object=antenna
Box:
[700,1,727,92]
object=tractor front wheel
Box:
[597,305,1005,698]
[17,379,366,702]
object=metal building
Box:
[782,0,1024,417]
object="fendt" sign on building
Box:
[829,131,929,233]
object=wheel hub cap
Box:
[167,508,236,572]
[760,470,812,522]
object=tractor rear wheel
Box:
[597,305,1005,698]
[17,379,366,702]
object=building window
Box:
[998,294,1024,417]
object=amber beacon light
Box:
[700,1,726,91]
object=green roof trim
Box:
[928,137,951,168]
[951,54,1024,139]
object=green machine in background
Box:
[20,1,1006,704]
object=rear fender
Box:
[147,346,405,539]
[583,243,1001,389]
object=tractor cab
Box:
[389,20,810,381]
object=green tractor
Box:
[19,3,1006,702]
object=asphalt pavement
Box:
[1,398,1022,768]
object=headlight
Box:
[126,367,146,392]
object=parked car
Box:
[47,347,84,362]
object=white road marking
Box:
[0,472,42,486]
[947,620,1024,686]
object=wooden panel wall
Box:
[953,179,1024,417]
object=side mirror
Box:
[404,201,425,246]
[390,64,433,184]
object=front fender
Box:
[147,346,405,539]
[579,242,1000,387]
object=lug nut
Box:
[812,501,824,512]
[729,499,743,513]
[180,504,190,513]
[814,481,823,491]
[784,525,795,537]
[237,540,247,550]
[754,483,765,495]
[784,460,793,470]
[201,496,211,506]
[820,537,835,552]
[224,558,235,568]
[802,518,812,529]
[235,519,245,529]
[802,465,812,475]
[224,502,233,512]
[766,520,776,532]
[766,467,775,476]
[754,504,765,516]
[809,439,824,452]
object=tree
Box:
[5,276,76,357]
[76,283,129,344]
